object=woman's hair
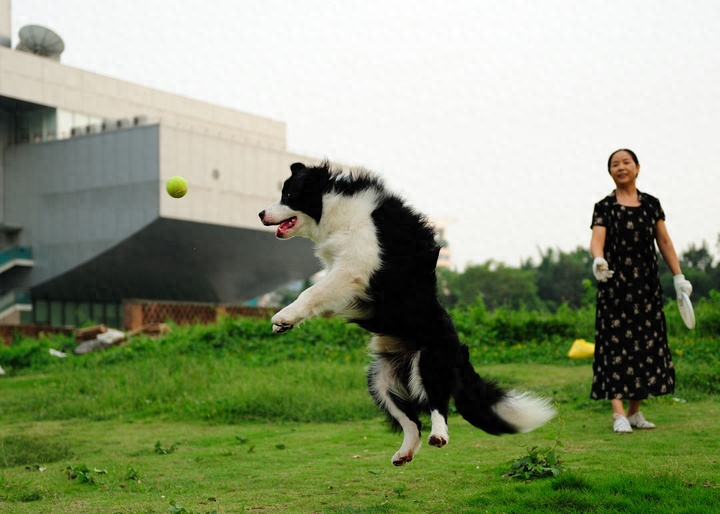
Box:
[607,148,639,172]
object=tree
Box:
[439,261,541,311]
[531,247,593,310]
[658,239,720,301]
[681,241,714,272]
[439,236,720,313]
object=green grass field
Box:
[1,313,719,513]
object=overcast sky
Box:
[11,0,720,269]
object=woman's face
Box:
[608,150,639,187]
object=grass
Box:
[0,308,719,512]
[1,364,719,513]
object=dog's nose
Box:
[258,210,265,221]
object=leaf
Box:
[546,453,557,466]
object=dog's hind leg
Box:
[367,357,422,466]
[428,410,449,448]
[389,403,422,466]
[416,347,453,448]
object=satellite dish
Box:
[16,25,65,60]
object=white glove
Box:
[592,257,614,282]
[673,274,692,299]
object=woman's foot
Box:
[613,414,632,433]
[627,411,655,429]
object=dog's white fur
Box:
[263,186,382,331]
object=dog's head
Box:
[259,162,330,240]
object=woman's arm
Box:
[591,225,615,282]
[590,225,607,259]
[655,219,682,275]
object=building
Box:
[432,220,454,270]
[0,5,321,327]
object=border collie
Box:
[259,161,555,466]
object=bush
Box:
[0,299,717,425]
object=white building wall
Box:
[0,45,286,150]
[0,0,10,48]
[159,124,317,231]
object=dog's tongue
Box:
[276,217,297,238]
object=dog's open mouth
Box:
[275,217,297,238]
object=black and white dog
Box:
[259,161,555,466]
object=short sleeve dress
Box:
[590,190,675,400]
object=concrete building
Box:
[0,4,320,326]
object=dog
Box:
[259,161,556,466]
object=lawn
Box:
[1,308,719,513]
[2,363,719,513]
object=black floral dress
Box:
[590,191,674,400]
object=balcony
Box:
[0,246,34,275]
[0,289,32,324]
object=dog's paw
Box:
[428,410,449,448]
[427,434,447,448]
[272,322,294,333]
[391,450,414,466]
[271,307,303,334]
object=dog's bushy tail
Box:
[452,345,556,435]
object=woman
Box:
[590,149,692,433]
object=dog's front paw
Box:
[271,306,302,334]
[272,322,294,333]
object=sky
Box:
[11,0,720,270]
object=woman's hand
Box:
[673,274,693,299]
[593,257,614,282]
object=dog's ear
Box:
[290,162,306,175]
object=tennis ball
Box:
[166,176,188,198]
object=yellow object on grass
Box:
[568,339,595,359]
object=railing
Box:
[0,246,34,275]
[0,289,32,314]
[0,246,32,266]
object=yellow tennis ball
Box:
[166,176,188,198]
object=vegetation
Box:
[0,267,719,511]
[439,240,720,311]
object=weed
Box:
[392,484,407,498]
[65,464,98,485]
[125,467,140,481]
[167,500,217,514]
[506,412,566,480]
[155,441,178,455]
